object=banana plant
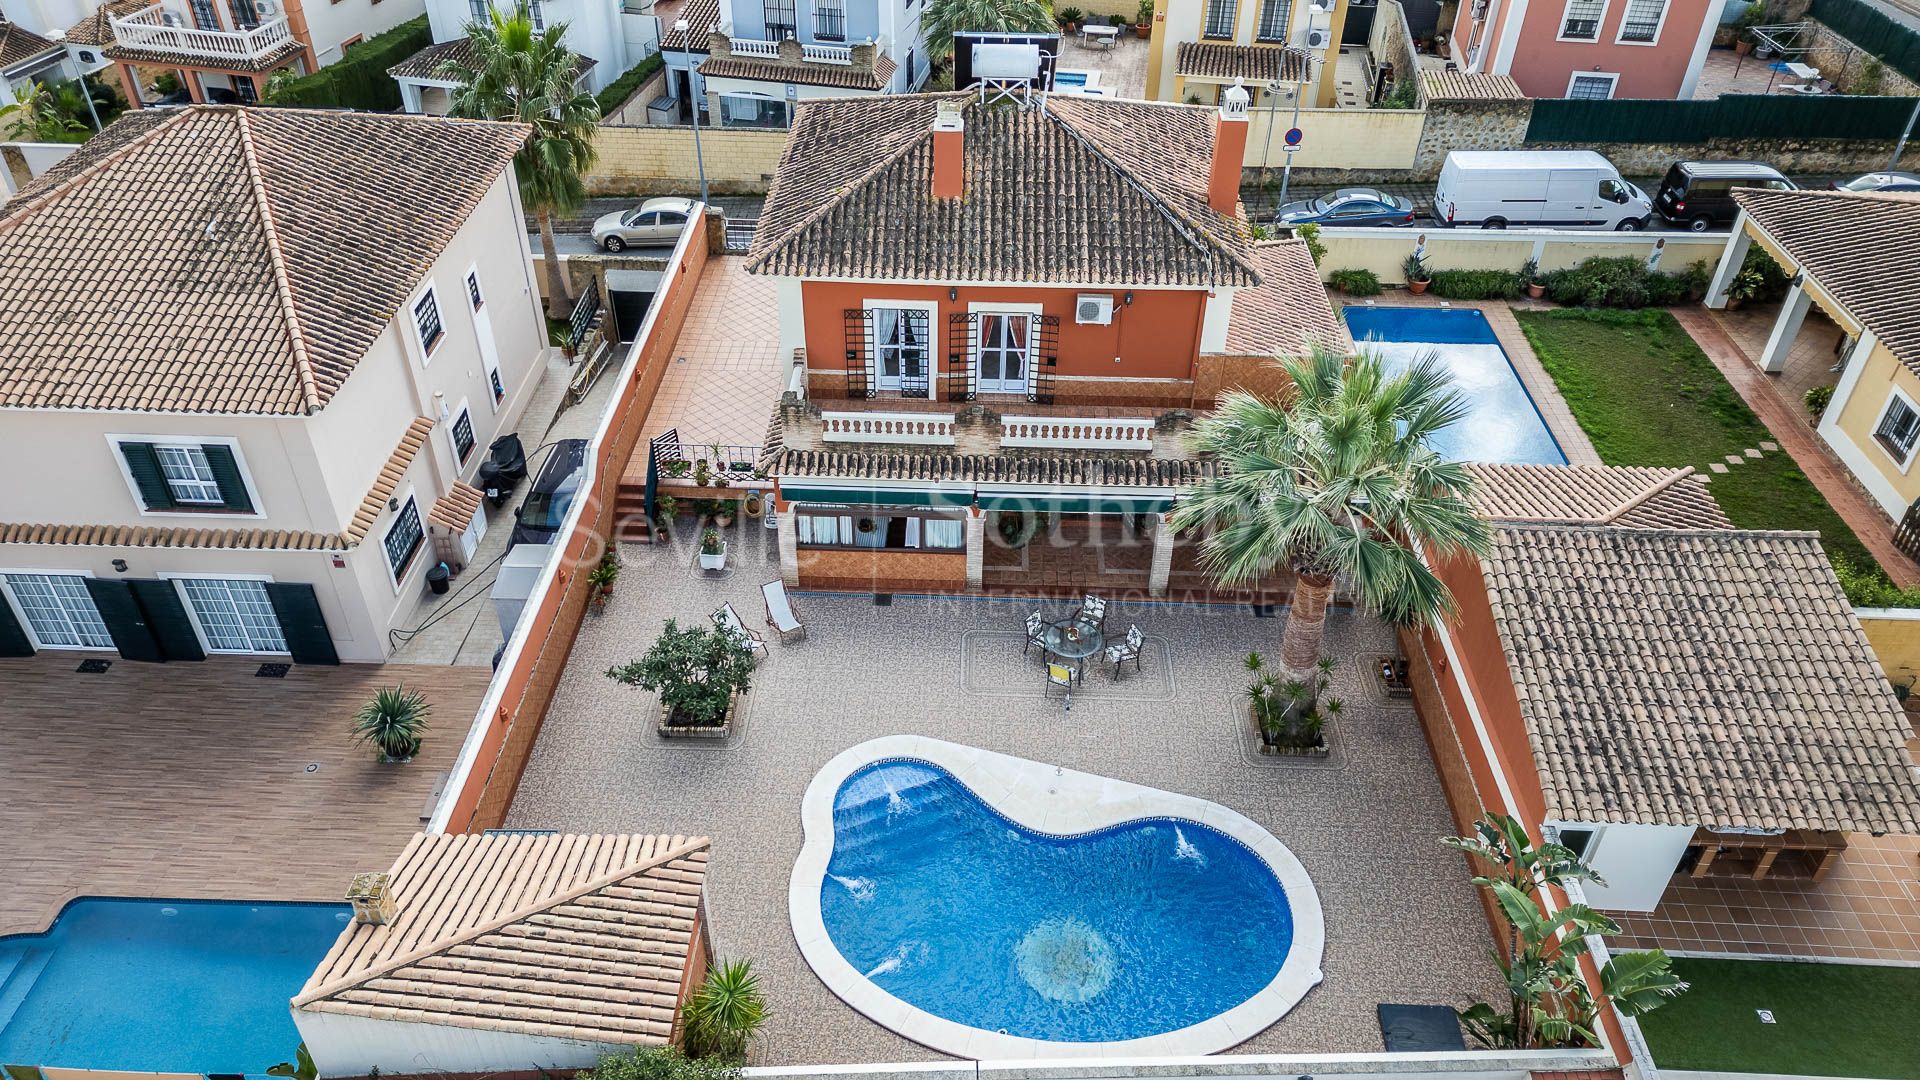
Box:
[1442,812,1602,894]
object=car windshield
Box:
[521,473,582,530]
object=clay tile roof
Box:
[779,448,1216,487]
[747,92,1261,288]
[1733,188,1920,374]
[295,832,710,1045]
[0,19,62,69]
[1221,239,1349,356]
[1468,464,1733,529]
[1483,525,1920,833]
[1174,41,1308,83]
[659,0,719,51]
[700,51,895,90]
[388,36,595,81]
[0,106,529,415]
[1419,70,1524,101]
[426,481,486,531]
[59,0,147,47]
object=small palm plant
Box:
[352,686,432,762]
[683,957,767,1060]
[920,0,1057,61]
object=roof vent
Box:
[346,872,396,925]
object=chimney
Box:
[932,101,964,200]
[346,872,396,926]
[1207,81,1251,217]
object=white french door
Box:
[1,573,112,649]
[873,308,929,392]
[975,313,1031,395]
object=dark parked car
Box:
[1652,161,1796,232]
[1831,171,1920,194]
[1275,187,1418,228]
[507,439,588,551]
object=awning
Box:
[780,485,974,509]
[976,493,1174,514]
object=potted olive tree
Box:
[352,686,432,763]
[698,527,727,571]
[1135,0,1153,36]
[607,619,756,738]
[1245,654,1340,757]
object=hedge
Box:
[1538,256,1709,309]
[1429,269,1524,300]
[267,16,431,111]
[595,54,664,118]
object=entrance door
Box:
[975,313,1030,395]
[875,308,929,393]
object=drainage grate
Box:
[76,658,112,674]
[256,662,291,678]
[873,593,893,606]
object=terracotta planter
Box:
[1526,282,1545,299]
[1134,22,1150,36]
[1408,279,1430,294]
[659,693,738,739]
[1735,39,1752,56]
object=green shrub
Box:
[595,53,665,118]
[1294,221,1327,265]
[1429,269,1524,300]
[265,17,431,111]
[1833,552,1920,608]
[1329,268,1382,296]
[1805,384,1834,415]
[1372,78,1417,109]
[1739,246,1790,302]
[1539,256,1701,309]
[577,1047,740,1080]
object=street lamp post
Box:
[675,18,711,206]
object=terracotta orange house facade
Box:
[743,86,1348,599]
[1449,0,1728,99]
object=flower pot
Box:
[1407,280,1429,294]
[1526,282,1545,299]
[1134,22,1150,36]
[1726,296,1744,311]
[698,542,727,571]
[1735,39,1752,56]
[743,493,763,519]
[658,693,737,738]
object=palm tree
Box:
[921,0,1057,62]
[1170,346,1492,683]
[442,4,601,320]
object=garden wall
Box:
[1315,225,1726,283]
[584,124,789,195]
[1855,607,1920,687]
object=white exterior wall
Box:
[1551,821,1695,913]
[424,0,640,92]
[302,0,429,68]
[294,1008,633,1077]
[0,140,79,196]
[0,0,91,37]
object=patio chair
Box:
[712,602,769,664]
[1077,594,1108,630]
[1023,610,1048,656]
[762,579,807,643]
[1045,662,1074,710]
[1104,624,1144,680]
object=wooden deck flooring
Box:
[0,654,492,936]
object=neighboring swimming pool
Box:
[1344,306,1568,465]
[790,737,1325,1057]
[0,898,351,1073]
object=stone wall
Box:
[584,124,790,195]
[1525,134,1920,173]
[1408,96,1531,178]
[1802,22,1920,93]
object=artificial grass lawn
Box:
[1514,308,1890,588]
[1637,957,1920,1078]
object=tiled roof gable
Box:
[1468,464,1733,529]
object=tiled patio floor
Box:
[0,654,493,936]
[1711,300,1849,408]
[1690,48,1817,99]
[1061,27,1149,99]
[1609,834,1920,964]
[508,522,1505,1064]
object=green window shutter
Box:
[0,589,34,657]
[82,578,165,662]
[127,580,206,662]
[119,442,175,510]
[201,444,254,512]
[264,582,339,665]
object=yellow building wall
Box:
[1245,106,1424,169]
[1832,340,1920,504]
[584,126,791,196]
[1857,610,1920,686]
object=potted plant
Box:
[352,686,431,763]
[1724,266,1765,310]
[1520,256,1545,299]
[743,490,764,519]
[693,458,711,487]
[1244,654,1340,757]
[652,493,678,543]
[1805,384,1833,423]
[1735,2,1766,56]
[1403,251,1431,294]
[713,500,737,528]
[606,619,756,739]
[1058,5,1083,31]
[683,957,768,1061]
[663,459,690,479]
[588,560,619,613]
[1135,0,1153,36]
[698,527,727,571]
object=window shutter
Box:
[201,444,254,512]
[0,591,34,657]
[83,578,166,662]
[119,442,176,510]
[264,582,339,665]
[127,580,207,661]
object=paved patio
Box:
[1062,28,1149,99]
[0,654,493,936]
[508,522,1505,1064]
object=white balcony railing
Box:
[1002,416,1154,451]
[729,36,783,58]
[821,411,956,445]
[111,3,293,62]
[801,41,852,64]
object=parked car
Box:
[591,197,696,252]
[1433,151,1652,230]
[1652,161,1796,232]
[508,439,589,551]
[1831,171,1920,194]
[1275,188,1418,227]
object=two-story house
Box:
[1,17,74,106]
[1448,0,1727,98]
[0,106,547,665]
[389,0,642,114]
[59,0,422,107]
[1145,0,1343,107]
[744,87,1346,597]
[683,0,924,129]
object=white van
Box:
[1434,151,1653,231]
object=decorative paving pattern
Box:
[959,629,1178,702]
[508,523,1505,1064]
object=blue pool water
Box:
[0,898,352,1073]
[1053,70,1089,87]
[820,760,1294,1043]
[1343,306,1568,465]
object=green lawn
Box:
[1638,957,1920,1078]
[1515,308,1894,595]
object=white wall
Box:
[1552,821,1695,913]
[0,0,91,37]
[427,0,639,92]
[0,140,78,195]
[302,0,428,68]
[295,1008,633,1077]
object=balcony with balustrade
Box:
[109,1,299,67]
[700,25,893,91]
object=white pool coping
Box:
[788,736,1327,1060]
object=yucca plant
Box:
[683,957,767,1060]
[352,686,432,762]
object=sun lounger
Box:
[712,602,768,662]
[762,580,806,643]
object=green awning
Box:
[976,494,1174,514]
[780,485,973,509]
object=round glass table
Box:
[1042,618,1105,681]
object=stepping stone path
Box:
[1701,442,1782,479]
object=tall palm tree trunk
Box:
[537,207,572,321]
[1279,571,1334,682]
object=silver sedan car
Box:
[590,197,696,252]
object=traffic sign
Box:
[1283,126,1303,146]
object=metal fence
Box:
[1812,0,1920,84]
[723,217,758,253]
[1525,92,1920,143]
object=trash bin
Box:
[427,562,452,595]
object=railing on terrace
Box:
[111,3,292,61]
[1002,415,1153,451]
[729,36,783,57]
[821,411,957,445]
[725,34,860,64]
[722,217,757,253]
[801,41,852,63]
[653,434,766,480]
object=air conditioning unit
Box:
[256,1,277,14]
[1075,293,1114,325]
[1305,26,1330,48]
[160,11,184,26]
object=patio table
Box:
[1080,24,1119,48]
[1043,618,1105,682]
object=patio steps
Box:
[613,483,652,542]
[0,945,53,1033]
